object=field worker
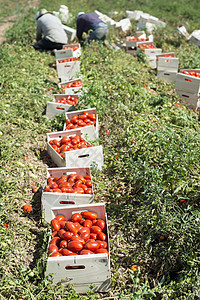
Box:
[33,9,68,51]
[76,12,108,45]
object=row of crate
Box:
[125,31,200,110]
[42,43,111,293]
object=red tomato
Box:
[73,187,84,194]
[97,232,107,241]
[97,240,108,249]
[90,226,102,234]
[76,175,86,183]
[49,251,63,257]
[61,248,75,256]
[60,136,70,144]
[79,249,94,255]
[95,249,109,255]
[85,180,92,188]
[90,233,97,240]
[62,231,73,240]
[71,213,82,223]
[81,211,97,220]
[78,227,90,235]
[59,221,66,228]
[65,221,78,234]
[68,240,83,252]
[70,235,85,244]
[50,237,61,247]
[48,244,58,254]
[51,231,58,238]
[53,188,62,193]
[51,219,61,231]
[80,231,90,242]
[83,219,92,228]
[60,240,68,248]
[84,241,100,252]
[58,229,66,238]
[55,215,65,222]
[23,204,32,213]
[85,188,93,194]
[84,176,91,180]
[94,219,106,231]
[73,222,83,231]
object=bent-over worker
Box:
[33,9,68,51]
[76,12,108,45]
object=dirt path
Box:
[0,0,40,44]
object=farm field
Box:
[0,0,200,299]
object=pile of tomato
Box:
[58,57,79,63]
[52,95,78,105]
[48,212,108,257]
[156,54,174,61]
[44,173,93,194]
[128,37,147,41]
[63,46,79,51]
[60,80,83,93]
[65,111,96,130]
[137,43,156,51]
[49,135,93,159]
[181,70,200,78]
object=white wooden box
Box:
[63,108,99,139]
[176,90,200,109]
[42,167,94,222]
[59,78,84,95]
[157,57,179,72]
[56,60,81,82]
[45,203,111,293]
[157,71,177,83]
[156,52,175,69]
[137,41,162,57]
[46,94,79,119]
[47,130,104,170]
[126,33,147,48]
[143,47,162,58]
[56,44,81,59]
[175,69,200,94]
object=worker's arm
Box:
[36,21,42,41]
[76,18,84,41]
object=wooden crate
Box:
[47,129,104,170]
[58,78,84,95]
[176,89,200,109]
[45,203,111,293]
[41,167,94,222]
[175,69,200,94]
[56,59,81,82]
[157,70,177,83]
[156,57,179,72]
[55,43,81,59]
[46,94,79,119]
[63,108,99,139]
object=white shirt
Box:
[36,13,68,44]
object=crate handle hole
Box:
[78,154,89,158]
[65,265,85,270]
[56,107,65,110]
[185,79,192,82]
[182,94,189,98]
[59,201,75,204]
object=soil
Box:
[0,0,40,44]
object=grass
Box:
[0,1,200,299]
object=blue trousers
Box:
[87,22,108,43]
